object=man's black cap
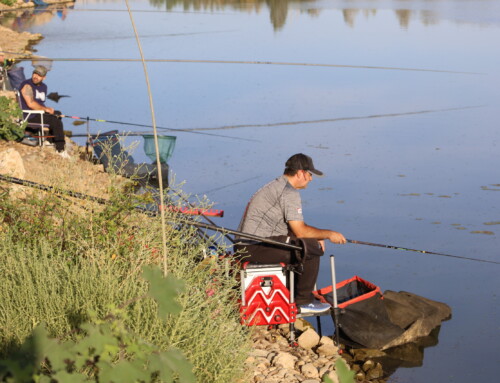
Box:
[285,153,324,176]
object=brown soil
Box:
[0,24,40,59]
[0,139,122,200]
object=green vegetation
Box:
[322,359,355,383]
[0,96,25,142]
[0,0,16,7]
[0,181,250,382]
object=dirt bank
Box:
[0,22,40,60]
[0,1,75,60]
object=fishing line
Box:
[198,175,261,195]
[41,30,232,42]
[177,106,484,132]
[0,52,482,75]
[347,239,499,265]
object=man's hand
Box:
[45,106,55,114]
[319,239,326,251]
[328,231,347,244]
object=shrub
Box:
[0,95,25,141]
[0,265,196,382]
[0,0,16,7]
[0,182,251,382]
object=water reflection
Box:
[144,0,494,29]
[2,0,492,33]
[0,4,74,32]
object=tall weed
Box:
[0,183,250,382]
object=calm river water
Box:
[4,0,499,381]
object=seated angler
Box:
[235,153,347,314]
[19,65,69,158]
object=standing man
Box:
[19,65,68,158]
[235,153,346,314]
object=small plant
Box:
[0,0,16,7]
[322,359,355,383]
[0,265,196,382]
[0,96,25,141]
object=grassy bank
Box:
[0,177,251,382]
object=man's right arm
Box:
[288,220,346,244]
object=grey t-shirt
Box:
[238,175,304,238]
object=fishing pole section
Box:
[1,173,496,265]
[58,114,259,143]
[0,174,224,222]
[346,239,499,265]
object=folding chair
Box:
[16,90,50,146]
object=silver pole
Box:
[330,254,341,347]
[330,255,338,309]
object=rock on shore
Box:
[246,319,345,383]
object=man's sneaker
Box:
[299,301,331,315]
[21,136,38,147]
[57,150,70,159]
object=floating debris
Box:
[431,221,441,225]
[484,221,500,226]
[470,231,494,235]
[400,193,420,196]
[438,195,452,198]
[397,174,406,177]
[307,144,329,150]
[455,227,467,230]
[481,186,500,191]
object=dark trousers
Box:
[27,112,65,152]
[234,237,322,305]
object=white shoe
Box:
[43,140,54,147]
[299,301,331,314]
[57,150,70,159]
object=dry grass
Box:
[0,144,252,382]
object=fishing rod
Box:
[347,239,500,265]
[68,132,157,138]
[177,219,302,251]
[0,174,296,250]
[1,51,482,75]
[59,114,259,143]
[0,174,223,218]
